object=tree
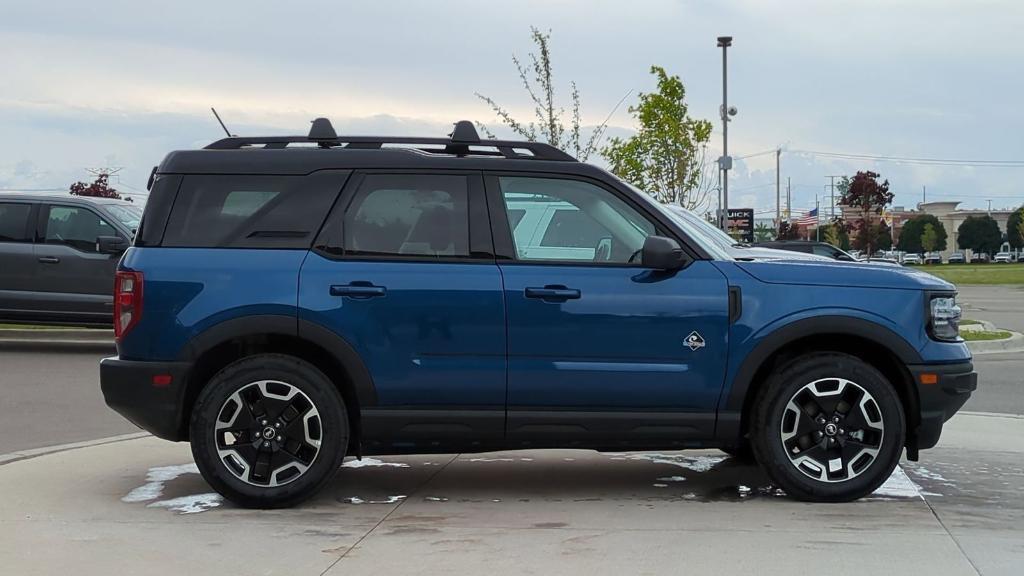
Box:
[921,223,938,253]
[601,66,714,209]
[476,27,611,161]
[1009,206,1024,250]
[777,220,801,240]
[898,214,947,253]
[69,173,127,201]
[754,221,775,242]
[821,219,849,249]
[957,215,1002,255]
[839,171,893,255]
[874,221,893,251]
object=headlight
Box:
[929,295,961,341]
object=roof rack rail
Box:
[204,119,577,162]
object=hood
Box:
[728,246,833,262]
[734,259,955,291]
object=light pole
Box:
[717,36,733,231]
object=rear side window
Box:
[342,174,470,258]
[44,205,119,252]
[162,174,345,248]
[0,203,32,242]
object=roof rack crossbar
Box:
[204,119,577,161]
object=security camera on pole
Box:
[716,36,736,232]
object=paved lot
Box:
[0,413,1020,575]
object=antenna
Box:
[210,107,234,137]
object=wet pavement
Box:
[0,412,1020,575]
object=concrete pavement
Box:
[0,412,1020,575]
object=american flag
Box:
[795,208,818,227]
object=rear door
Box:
[0,200,38,319]
[488,174,730,447]
[298,171,506,451]
[33,203,124,321]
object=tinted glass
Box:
[163,174,343,248]
[0,203,31,242]
[343,174,470,258]
[812,244,839,258]
[103,204,143,232]
[499,176,655,263]
[44,206,117,252]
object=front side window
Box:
[0,203,32,242]
[343,174,470,258]
[44,206,117,252]
[499,176,655,263]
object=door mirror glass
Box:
[96,235,127,254]
[641,235,688,270]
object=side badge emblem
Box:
[685,331,706,351]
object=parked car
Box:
[101,119,976,508]
[947,252,966,264]
[902,253,922,265]
[994,252,1012,264]
[924,252,942,265]
[752,240,857,261]
[662,206,831,262]
[970,253,990,264]
[0,193,141,326]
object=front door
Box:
[490,175,730,447]
[298,172,506,452]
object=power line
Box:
[790,149,1024,167]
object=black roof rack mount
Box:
[204,118,577,161]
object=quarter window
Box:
[0,203,31,242]
[343,174,470,258]
[44,206,117,252]
[499,176,656,263]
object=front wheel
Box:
[190,354,349,508]
[750,352,905,502]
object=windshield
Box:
[617,182,733,260]
[104,204,143,232]
[662,205,739,251]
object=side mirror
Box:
[96,235,127,254]
[641,235,688,270]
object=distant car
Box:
[994,252,1012,263]
[971,253,990,264]
[753,240,858,261]
[948,252,966,264]
[924,252,942,265]
[902,253,922,265]
[0,193,142,326]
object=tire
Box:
[750,352,905,502]
[190,353,349,508]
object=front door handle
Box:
[38,256,60,264]
[330,283,387,299]
[524,285,581,301]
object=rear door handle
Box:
[330,283,387,299]
[524,286,581,301]
[38,256,60,264]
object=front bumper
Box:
[100,356,192,441]
[908,361,977,451]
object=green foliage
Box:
[754,222,775,242]
[476,27,609,161]
[600,66,714,209]
[898,214,947,253]
[921,223,938,253]
[957,215,1003,255]
[1008,207,1024,250]
[820,219,849,250]
[840,171,893,255]
[777,221,801,240]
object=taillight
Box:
[114,270,143,341]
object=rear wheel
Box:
[190,354,348,508]
[750,352,904,502]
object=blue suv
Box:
[101,120,976,508]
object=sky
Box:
[2,0,1022,215]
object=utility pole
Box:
[815,196,821,242]
[786,177,791,221]
[775,148,781,227]
[717,36,733,231]
[827,175,842,220]
[988,199,992,214]
[922,185,926,205]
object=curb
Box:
[0,432,150,467]
[965,330,1024,354]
